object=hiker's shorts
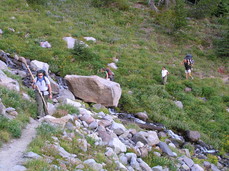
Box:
[185,69,191,73]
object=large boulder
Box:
[30,60,49,74]
[64,75,122,107]
[0,70,20,92]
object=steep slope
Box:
[0,0,228,152]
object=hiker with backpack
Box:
[161,66,169,85]
[32,69,52,119]
[101,67,115,81]
[181,54,194,80]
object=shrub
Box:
[7,120,22,138]
[36,123,61,139]
[188,0,221,19]
[25,159,49,170]
[0,130,10,142]
[57,104,79,115]
[92,0,129,10]
[53,109,69,118]
[214,28,229,58]
[143,152,177,171]
[26,0,47,6]
[201,86,216,98]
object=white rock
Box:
[136,141,145,148]
[107,62,118,70]
[8,28,15,32]
[152,165,163,171]
[0,60,7,70]
[24,152,42,159]
[83,37,96,42]
[75,120,81,129]
[108,138,127,154]
[112,57,119,63]
[40,41,51,48]
[30,60,49,74]
[0,70,20,92]
[174,101,183,109]
[115,161,128,171]
[147,131,160,146]
[110,122,126,135]
[168,142,176,148]
[63,98,81,108]
[12,165,26,171]
[0,29,3,34]
[138,158,152,171]
[63,37,88,49]
[84,159,103,171]
[191,164,204,171]
[47,102,56,115]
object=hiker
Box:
[181,58,194,80]
[101,67,115,81]
[32,69,52,118]
[161,66,169,85]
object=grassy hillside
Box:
[0,0,228,152]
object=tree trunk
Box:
[148,0,159,12]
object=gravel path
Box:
[0,118,40,171]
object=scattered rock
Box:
[158,142,176,157]
[134,112,148,121]
[63,37,88,49]
[185,87,192,92]
[0,70,20,92]
[58,89,75,101]
[186,130,201,142]
[24,152,42,159]
[174,101,183,109]
[30,60,49,74]
[40,41,51,48]
[63,98,81,108]
[0,60,7,70]
[107,62,118,70]
[83,37,96,42]
[83,159,103,171]
[8,28,15,32]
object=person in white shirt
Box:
[161,66,169,85]
[32,70,52,118]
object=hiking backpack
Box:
[106,69,114,76]
[184,54,194,65]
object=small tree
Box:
[214,28,229,58]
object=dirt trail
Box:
[0,118,40,171]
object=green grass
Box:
[0,85,36,145]
[0,0,228,153]
[143,152,177,171]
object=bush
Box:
[214,28,229,58]
[26,0,47,5]
[143,152,177,171]
[0,130,10,143]
[201,86,216,98]
[0,116,22,138]
[7,120,22,138]
[72,42,104,73]
[92,0,129,10]
[57,104,79,115]
[188,0,221,19]
[37,123,61,139]
[154,0,187,33]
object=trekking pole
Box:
[20,57,49,115]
